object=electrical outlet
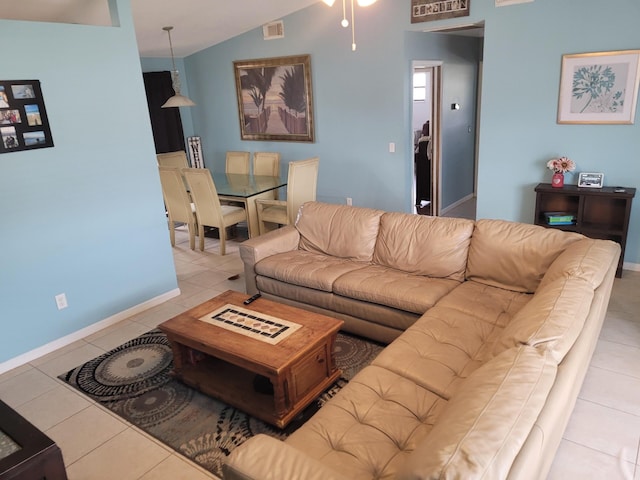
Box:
[55,293,68,310]
[389,142,396,153]
[346,197,353,206]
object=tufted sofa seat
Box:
[224,202,620,480]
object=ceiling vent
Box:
[263,20,284,40]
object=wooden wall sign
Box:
[411,0,470,23]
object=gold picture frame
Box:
[233,54,315,142]
[557,50,640,124]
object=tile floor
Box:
[0,224,638,480]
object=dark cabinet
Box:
[534,183,636,277]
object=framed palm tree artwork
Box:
[557,50,640,124]
[233,54,315,142]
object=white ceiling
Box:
[1,0,320,57]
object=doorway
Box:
[411,24,484,220]
[412,62,441,216]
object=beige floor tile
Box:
[130,302,188,329]
[183,269,243,289]
[86,320,151,352]
[563,398,640,462]
[0,363,32,382]
[170,287,227,309]
[590,339,640,379]
[579,366,640,416]
[45,404,128,465]
[547,440,635,479]
[138,455,218,480]
[30,339,89,367]
[33,342,107,377]
[65,428,170,480]
[601,313,640,349]
[0,366,60,408]
[14,384,92,431]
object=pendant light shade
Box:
[161,26,196,108]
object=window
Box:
[413,71,427,102]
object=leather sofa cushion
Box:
[296,202,384,262]
[493,276,595,363]
[466,219,584,293]
[373,213,474,281]
[538,238,621,290]
[286,364,448,480]
[396,346,557,480]
[333,264,460,314]
[255,250,367,292]
[372,282,530,400]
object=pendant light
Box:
[323,0,377,51]
[161,26,196,108]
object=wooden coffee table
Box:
[158,290,343,428]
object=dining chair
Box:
[157,150,189,169]
[256,157,319,235]
[182,168,248,255]
[158,166,196,249]
[253,152,281,176]
[225,151,250,174]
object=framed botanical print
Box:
[557,50,640,124]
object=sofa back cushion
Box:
[373,213,474,281]
[538,238,620,291]
[466,219,584,293]
[493,276,594,364]
[396,345,557,480]
[296,202,384,261]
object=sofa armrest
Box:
[222,434,348,480]
[239,226,300,294]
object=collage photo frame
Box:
[0,79,54,154]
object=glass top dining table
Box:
[211,172,287,238]
[211,172,287,198]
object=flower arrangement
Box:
[546,156,576,174]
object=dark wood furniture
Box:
[0,400,67,480]
[159,290,343,429]
[534,183,636,277]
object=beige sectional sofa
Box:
[224,201,620,480]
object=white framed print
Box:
[578,172,604,188]
[557,50,640,124]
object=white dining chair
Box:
[182,168,247,255]
[158,166,196,249]
[256,157,319,235]
[157,150,189,169]
[225,151,250,174]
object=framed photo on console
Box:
[578,172,604,188]
[0,80,54,154]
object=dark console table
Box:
[0,400,67,480]
[534,183,635,278]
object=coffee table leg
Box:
[271,376,290,417]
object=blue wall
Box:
[0,0,178,364]
[179,0,640,265]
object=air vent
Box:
[263,20,284,40]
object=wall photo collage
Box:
[0,79,54,154]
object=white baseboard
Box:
[623,262,640,272]
[440,193,475,215]
[0,288,181,375]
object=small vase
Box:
[551,172,564,188]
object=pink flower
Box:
[546,156,576,174]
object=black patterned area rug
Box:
[59,329,383,478]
